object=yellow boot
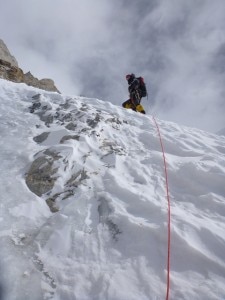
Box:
[136,104,146,114]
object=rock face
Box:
[23,72,60,93]
[0,39,18,67]
[0,59,23,82]
[0,39,60,93]
[25,149,61,197]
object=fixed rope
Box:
[152,116,171,300]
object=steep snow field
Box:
[0,79,225,300]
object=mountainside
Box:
[0,79,225,300]
[0,39,18,67]
[0,39,60,93]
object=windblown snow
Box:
[0,79,225,300]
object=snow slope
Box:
[0,78,225,300]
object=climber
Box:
[122,73,147,114]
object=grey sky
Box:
[1,0,225,132]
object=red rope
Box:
[152,116,171,300]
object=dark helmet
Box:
[126,73,135,81]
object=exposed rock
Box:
[25,149,61,196]
[39,78,59,92]
[29,99,54,126]
[45,189,75,213]
[87,113,101,128]
[0,39,18,67]
[65,122,77,131]
[0,62,24,83]
[46,197,59,213]
[0,59,11,67]
[33,132,50,144]
[7,66,24,82]
[32,93,41,100]
[60,134,80,143]
[23,72,60,93]
[0,39,60,93]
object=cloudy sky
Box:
[1,0,225,133]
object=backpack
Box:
[138,77,147,97]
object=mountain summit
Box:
[0,79,225,300]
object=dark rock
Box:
[65,122,77,131]
[25,150,61,196]
[87,113,101,128]
[46,197,59,213]
[60,135,80,144]
[33,132,50,144]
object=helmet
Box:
[126,73,135,80]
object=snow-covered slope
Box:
[0,79,225,300]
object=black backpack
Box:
[138,77,147,97]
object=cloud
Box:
[1,0,225,132]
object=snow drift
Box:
[0,79,225,300]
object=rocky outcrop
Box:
[25,94,124,214]
[0,39,18,67]
[25,149,61,197]
[23,72,60,93]
[0,39,60,93]
[0,59,24,82]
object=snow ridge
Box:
[0,79,225,300]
